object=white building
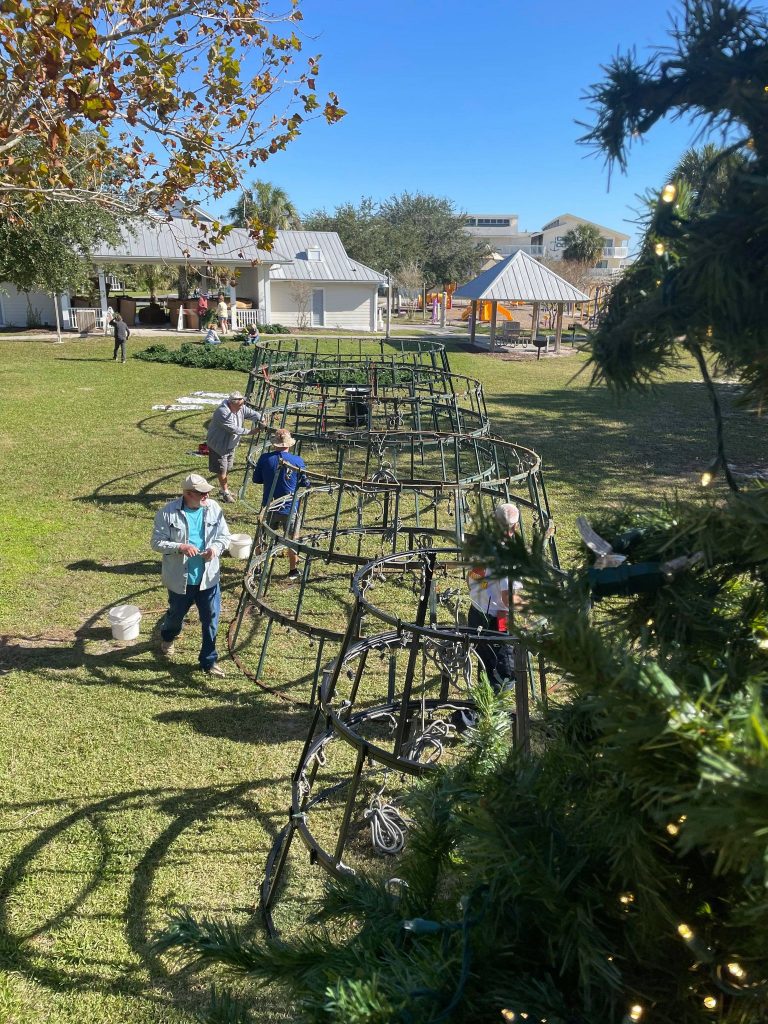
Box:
[0,219,385,332]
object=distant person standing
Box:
[112,313,130,362]
[206,391,263,503]
[216,295,229,334]
[151,473,231,677]
[252,428,309,580]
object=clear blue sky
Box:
[216,1,712,249]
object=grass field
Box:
[0,333,764,1023]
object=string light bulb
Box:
[661,183,677,203]
[727,961,747,980]
[629,1005,644,1021]
[501,1011,516,1022]
[666,822,680,836]
[678,923,694,941]
[619,892,635,906]
[703,995,718,1011]
[654,242,666,256]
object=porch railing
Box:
[71,307,107,332]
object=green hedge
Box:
[134,343,254,372]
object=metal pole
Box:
[385,269,392,340]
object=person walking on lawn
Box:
[150,473,231,677]
[112,313,130,362]
[252,428,309,581]
[205,391,264,504]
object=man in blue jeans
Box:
[150,473,232,676]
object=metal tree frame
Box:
[228,432,558,698]
[247,335,450,381]
[217,340,564,930]
[260,547,554,935]
[243,363,490,449]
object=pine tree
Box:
[156,4,768,1021]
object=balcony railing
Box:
[496,244,544,257]
[602,247,628,258]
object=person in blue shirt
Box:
[150,473,231,676]
[252,428,309,580]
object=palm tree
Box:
[671,142,748,214]
[228,181,301,231]
[561,222,604,265]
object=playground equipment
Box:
[461,300,516,322]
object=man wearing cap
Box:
[252,428,309,580]
[150,473,232,677]
[466,503,524,691]
[205,391,264,504]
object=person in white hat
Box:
[150,473,232,677]
[205,390,264,504]
[465,502,523,691]
[252,428,309,580]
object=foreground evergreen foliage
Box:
[156,4,768,1021]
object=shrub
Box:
[133,343,254,372]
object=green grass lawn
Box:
[0,333,764,1023]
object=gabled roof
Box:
[91,216,288,265]
[269,230,386,284]
[454,250,589,303]
[542,213,630,241]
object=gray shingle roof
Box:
[269,230,386,284]
[454,250,590,303]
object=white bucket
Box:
[229,533,253,559]
[108,604,142,641]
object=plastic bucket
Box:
[229,533,253,559]
[108,604,141,641]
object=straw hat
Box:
[271,428,296,449]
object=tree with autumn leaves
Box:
[0,0,344,245]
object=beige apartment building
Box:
[464,211,631,279]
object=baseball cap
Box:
[494,503,520,528]
[228,391,245,402]
[183,473,213,493]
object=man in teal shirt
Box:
[151,473,232,676]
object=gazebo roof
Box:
[454,250,589,303]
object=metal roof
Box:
[454,250,590,303]
[269,230,386,284]
[91,217,287,265]
[90,219,385,286]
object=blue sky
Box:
[215,1,713,248]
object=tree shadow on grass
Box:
[67,558,160,576]
[155,699,312,746]
[0,778,289,1012]
[136,409,209,441]
[75,465,191,512]
[1,576,262,706]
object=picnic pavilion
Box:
[455,250,590,353]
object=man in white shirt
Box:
[466,502,523,691]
